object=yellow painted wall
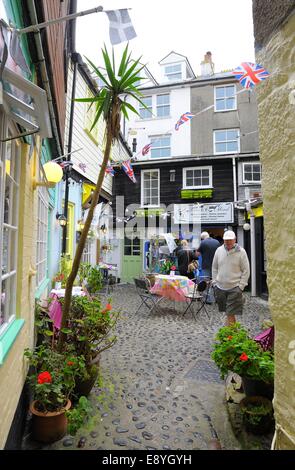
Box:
[255,14,295,449]
[0,142,37,449]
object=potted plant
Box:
[53,272,65,290]
[211,323,274,399]
[85,266,103,294]
[159,259,175,275]
[59,296,119,396]
[24,346,86,443]
[240,396,274,434]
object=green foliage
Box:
[24,346,87,413]
[75,43,147,139]
[35,301,54,342]
[86,266,103,293]
[59,255,72,287]
[66,396,93,435]
[59,296,119,367]
[77,262,92,286]
[241,401,273,426]
[211,323,274,383]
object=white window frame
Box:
[183,166,212,189]
[150,135,171,158]
[156,94,170,118]
[214,129,240,155]
[36,185,49,287]
[164,63,182,81]
[0,120,20,335]
[214,84,237,112]
[242,162,262,184]
[141,169,160,207]
[139,95,153,119]
[82,239,93,264]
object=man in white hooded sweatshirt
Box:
[212,230,250,326]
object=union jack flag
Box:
[142,143,151,156]
[105,164,115,176]
[122,159,136,183]
[175,112,194,131]
[232,62,270,89]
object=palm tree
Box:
[58,44,146,351]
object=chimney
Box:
[200,51,215,76]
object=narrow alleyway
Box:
[24,285,270,451]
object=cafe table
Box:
[150,274,194,303]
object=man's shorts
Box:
[214,286,243,316]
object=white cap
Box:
[223,230,236,240]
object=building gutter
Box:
[129,152,259,167]
[26,0,63,156]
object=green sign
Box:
[181,189,213,199]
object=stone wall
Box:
[253,0,295,48]
[252,3,295,449]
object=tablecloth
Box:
[150,274,194,302]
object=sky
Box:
[76,0,255,78]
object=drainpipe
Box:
[27,0,63,156]
[232,156,237,203]
[246,202,256,297]
[62,0,78,255]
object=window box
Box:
[181,189,213,199]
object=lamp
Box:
[56,213,67,227]
[33,161,63,189]
[243,223,251,231]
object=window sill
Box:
[214,108,237,113]
[0,319,25,365]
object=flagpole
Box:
[16,6,132,35]
[16,6,104,34]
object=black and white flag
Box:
[106,9,136,45]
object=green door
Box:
[122,235,142,283]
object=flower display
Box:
[211,323,274,383]
[53,272,65,283]
[159,259,176,274]
[24,346,87,413]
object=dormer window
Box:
[164,64,182,81]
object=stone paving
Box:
[24,285,271,451]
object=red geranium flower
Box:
[239,352,249,361]
[37,371,52,384]
[67,361,74,366]
[227,336,233,340]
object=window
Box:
[84,89,99,144]
[156,94,170,117]
[214,129,240,154]
[0,127,20,333]
[124,236,141,256]
[82,239,93,263]
[242,162,262,183]
[183,166,212,189]
[214,85,236,111]
[150,135,171,158]
[36,185,49,287]
[139,96,152,119]
[141,169,160,207]
[165,64,182,81]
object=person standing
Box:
[212,230,250,325]
[176,240,197,280]
[196,231,220,303]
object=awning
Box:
[82,182,96,206]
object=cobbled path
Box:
[25,285,270,451]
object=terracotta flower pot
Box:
[30,399,71,443]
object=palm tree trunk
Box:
[58,126,113,351]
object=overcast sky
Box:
[76,0,255,77]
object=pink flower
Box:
[171,266,176,271]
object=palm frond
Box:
[84,56,110,89]
[119,57,143,89]
[102,46,118,90]
[123,101,140,117]
[118,43,130,77]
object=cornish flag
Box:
[122,159,136,183]
[175,112,194,131]
[232,62,270,89]
[105,9,137,45]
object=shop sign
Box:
[174,202,233,224]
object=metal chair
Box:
[134,277,163,314]
[182,279,211,320]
